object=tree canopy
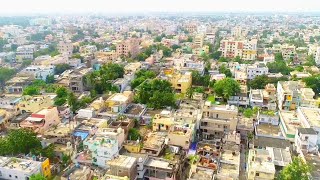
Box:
[131,70,156,89]
[0,67,15,88]
[277,157,312,180]
[30,173,47,180]
[213,78,240,100]
[85,63,124,94]
[54,63,71,75]
[302,75,320,95]
[128,128,141,141]
[134,79,175,109]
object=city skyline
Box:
[0,0,319,15]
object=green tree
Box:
[23,86,40,96]
[4,129,41,155]
[171,44,181,51]
[67,91,79,113]
[302,75,320,95]
[30,173,46,180]
[46,75,55,84]
[128,128,141,141]
[186,87,194,99]
[304,55,316,66]
[187,36,193,42]
[0,67,15,89]
[210,51,222,60]
[54,64,70,75]
[248,75,269,89]
[22,60,33,67]
[277,157,312,180]
[136,52,148,61]
[191,71,210,87]
[267,60,293,75]
[135,79,175,109]
[275,53,283,61]
[219,64,232,77]
[213,78,240,101]
[243,108,254,118]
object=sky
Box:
[0,0,319,15]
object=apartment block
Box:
[200,103,238,139]
[246,63,268,80]
[58,41,73,57]
[22,65,54,81]
[116,38,140,58]
[16,44,36,61]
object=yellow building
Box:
[168,72,192,94]
[19,95,54,113]
[123,141,141,153]
[41,158,51,178]
[242,49,257,60]
[105,91,133,113]
[152,112,175,132]
[192,45,210,56]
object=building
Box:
[200,104,238,139]
[83,135,119,168]
[58,41,73,57]
[166,72,192,94]
[0,96,21,113]
[20,107,60,133]
[5,76,33,94]
[246,63,268,80]
[249,89,264,107]
[297,107,320,145]
[152,112,175,132]
[143,157,179,180]
[194,34,204,48]
[279,110,303,141]
[16,45,36,61]
[219,39,257,60]
[68,67,92,93]
[168,124,194,150]
[247,149,276,180]
[0,156,50,180]
[116,38,140,58]
[141,132,166,156]
[277,81,319,110]
[295,128,318,153]
[22,65,55,81]
[105,91,134,114]
[19,95,54,113]
[106,155,137,180]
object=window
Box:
[15,176,18,179]
[256,173,259,176]
[9,175,12,178]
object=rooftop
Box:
[2,157,41,173]
[145,157,174,170]
[107,155,136,168]
[143,132,166,151]
[298,107,320,128]
[256,124,282,137]
[279,110,303,135]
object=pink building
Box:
[20,107,60,134]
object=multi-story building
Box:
[116,38,140,58]
[0,96,21,113]
[5,76,33,94]
[246,63,268,80]
[105,91,134,114]
[83,135,119,168]
[16,44,36,61]
[20,107,60,133]
[247,149,275,180]
[169,72,192,94]
[143,157,179,180]
[0,156,51,180]
[194,34,204,48]
[220,39,257,60]
[58,41,73,57]
[22,65,55,81]
[184,24,197,33]
[281,44,296,61]
[200,103,238,139]
[297,107,320,145]
[68,67,92,93]
[279,110,303,141]
[106,155,137,180]
[168,124,194,150]
[80,45,98,54]
[277,81,319,110]
[295,128,318,153]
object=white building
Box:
[16,45,36,61]
[0,157,42,180]
[23,65,55,81]
[297,107,320,145]
[83,135,119,168]
[295,128,318,153]
[246,63,268,80]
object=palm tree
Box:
[186,87,194,99]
